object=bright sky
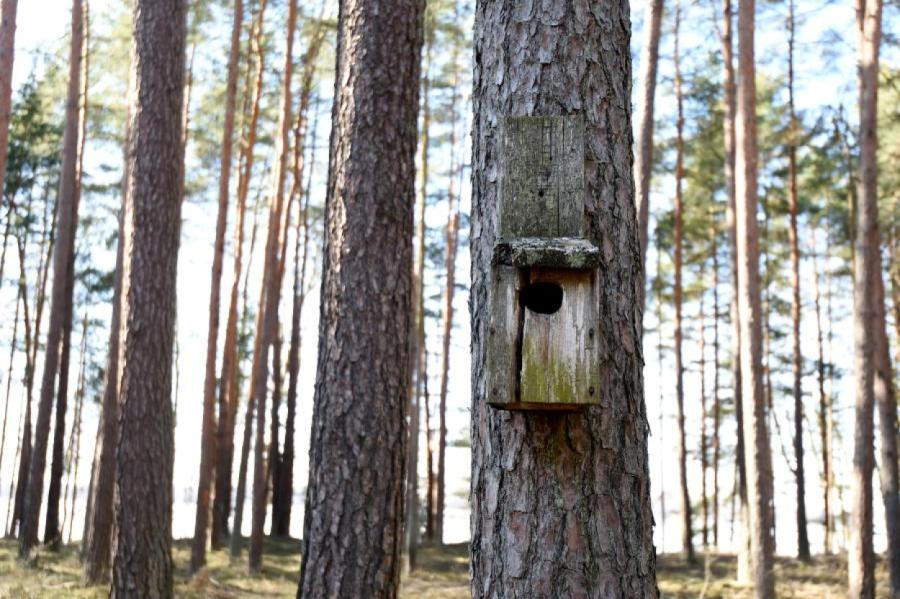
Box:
[1,0,896,555]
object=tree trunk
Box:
[720,0,750,580]
[61,314,87,544]
[228,189,264,559]
[297,0,424,595]
[435,2,463,542]
[247,0,297,572]
[0,0,18,202]
[700,264,709,550]
[109,0,185,594]
[785,0,809,561]
[46,1,89,548]
[634,0,664,275]
[213,0,267,551]
[274,44,323,537]
[469,1,657,596]
[673,2,695,564]
[811,228,832,555]
[190,0,242,573]
[81,181,124,581]
[848,0,882,594]
[19,0,83,556]
[711,216,721,549]
[735,0,775,592]
[0,266,21,507]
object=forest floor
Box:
[0,537,895,598]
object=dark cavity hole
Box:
[521,282,563,315]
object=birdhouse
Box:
[485,115,601,410]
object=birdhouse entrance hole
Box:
[520,281,563,315]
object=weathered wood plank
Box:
[499,115,585,239]
[485,265,520,407]
[493,237,600,269]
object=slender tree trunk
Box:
[190,0,243,573]
[247,0,297,572]
[0,0,18,200]
[673,2,695,564]
[735,0,775,591]
[109,0,186,594]
[720,0,750,580]
[19,0,84,556]
[9,234,33,537]
[785,0,809,561]
[711,216,721,549]
[848,0,882,594]
[297,0,424,594]
[228,188,264,559]
[634,0,664,275]
[61,313,87,544]
[409,12,432,555]
[81,177,125,581]
[45,1,89,547]
[0,271,21,503]
[468,0,657,595]
[811,228,832,555]
[435,3,463,542]
[213,0,267,550]
[873,205,899,597]
[11,191,50,537]
[700,263,709,550]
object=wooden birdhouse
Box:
[485,115,601,410]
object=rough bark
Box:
[469,1,657,596]
[213,0,267,550]
[785,0,809,561]
[735,0,775,593]
[109,0,185,594]
[672,2,695,563]
[634,0,663,275]
[848,0,881,594]
[0,0,17,203]
[190,0,243,573]
[297,0,424,595]
[19,0,83,556]
[247,0,297,572]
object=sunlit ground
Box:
[0,537,895,598]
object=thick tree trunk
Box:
[190,0,242,573]
[884,207,900,595]
[213,0,267,551]
[109,0,185,594]
[247,0,297,572]
[297,0,424,595]
[848,0,881,594]
[19,0,83,556]
[673,2,695,564]
[0,0,17,201]
[469,1,657,596]
[634,0,664,275]
[785,0,809,561]
[735,0,775,593]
